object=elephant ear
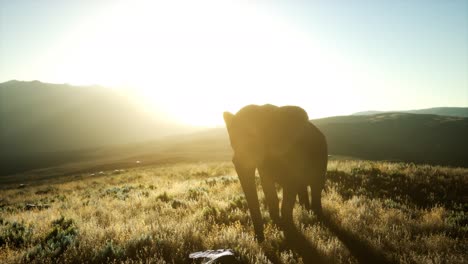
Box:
[265,106,309,157]
[223,112,234,130]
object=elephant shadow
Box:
[276,210,395,264]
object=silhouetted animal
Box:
[223,104,328,241]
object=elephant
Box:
[223,104,328,241]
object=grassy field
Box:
[0,160,467,263]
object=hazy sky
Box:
[1,0,467,126]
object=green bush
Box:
[228,195,248,211]
[0,220,32,248]
[202,205,218,219]
[187,187,207,200]
[24,216,77,261]
[156,192,171,202]
[93,240,124,263]
[35,186,57,195]
[170,199,185,209]
[103,185,134,200]
[124,235,154,260]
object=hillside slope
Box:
[314,113,468,167]
[353,107,468,117]
[0,80,190,156]
[2,92,468,177]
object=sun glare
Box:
[41,0,371,126]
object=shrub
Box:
[93,240,124,263]
[124,235,154,260]
[171,199,185,209]
[104,185,134,200]
[156,192,171,202]
[35,186,57,195]
[202,205,218,219]
[228,195,248,211]
[24,216,77,261]
[0,220,32,248]
[187,187,207,200]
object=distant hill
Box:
[2,88,468,177]
[352,110,385,116]
[0,80,192,157]
[353,107,468,117]
[314,113,468,167]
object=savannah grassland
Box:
[0,160,467,263]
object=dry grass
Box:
[0,160,466,263]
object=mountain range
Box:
[352,107,468,117]
[313,113,468,167]
[1,80,467,177]
[0,80,193,156]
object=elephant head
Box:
[223,104,310,166]
[223,104,313,241]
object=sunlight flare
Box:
[44,0,372,126]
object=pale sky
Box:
[1,0,467,126]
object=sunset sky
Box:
[1,0,467,126]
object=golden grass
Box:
[0,161,466,263]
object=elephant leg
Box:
[298,186,311,210]
[311,184,323,215]
[235,166,264,242]
[259,174,280,225]
[281,187,297,226]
